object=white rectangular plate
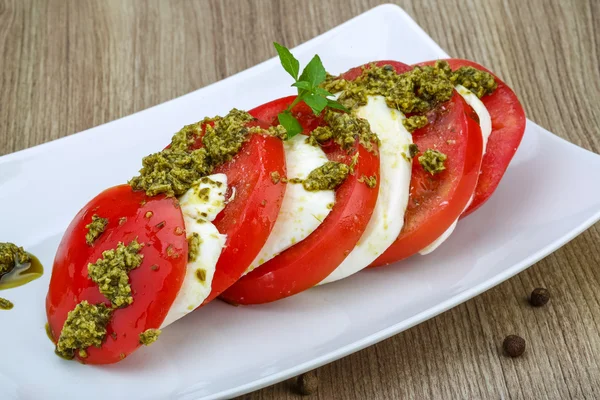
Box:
[1,4,599,400]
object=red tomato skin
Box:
[46,185,187,364]
[417,59,526,217]
[166,120,286,305]
[332,60,484,265]
[220,97,380,304]
[202,133,286,304]
[371,96,483,265]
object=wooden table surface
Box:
[2,0,599,398]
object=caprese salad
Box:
[45,43,525,364]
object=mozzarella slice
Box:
[320,95,413,284]
[456,84,493,149]
[161,174,228,328]
[419,85,492,255]
[245,134,334,274]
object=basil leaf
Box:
[303,94,328,115]
[326,99,349,112]
[299,55,326,88]
[278,111,303,139]
[291,81,312,91]
[314,87,333,97]
[273,44,350,141]
[274,42,300,80]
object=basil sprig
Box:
[273,42,348,139]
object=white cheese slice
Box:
[320,95,413,284]
[161,173,228,327]
[245,134,334,274]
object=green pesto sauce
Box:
[0,297,13,310]
[196,187,211,202]
[309,126,333,144]
[196,268,207,283]
[55,301,113,360]
[359,175,377,188]
[250,124,287,140]
[451,66,497,98]
[408,143,420,159]
[187,233,202,262]
[85,215,108,245]
[322,61,497,126]
[87,240,144,308]
[199,176,223,187]
[0,243,42,290]
[322,62,455,114]
[303,161,350,191]
[202,109,254,166]
[0,242,30,278]
[349,152,360,173]
[129,109,262,197]
[402,115,429,133]
[418,149,447,175]
[139,328,161,346]
[308,109,379,153]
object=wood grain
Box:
[1,0,599,398]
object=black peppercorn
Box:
[503,335,526,357]
[529,288,550,307]
[293,370,318,395]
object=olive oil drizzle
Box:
[45,322,56,343]
[0,254,43,290]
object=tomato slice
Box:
[417,59,526,217]
[220,97,380,304]
[162,119,286,305]
[331,60,483,265]
[47,116,287,362]
[46,185,187,364]
[202,132,286,304]
[372,92,483,265]
[335,60,484,266]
